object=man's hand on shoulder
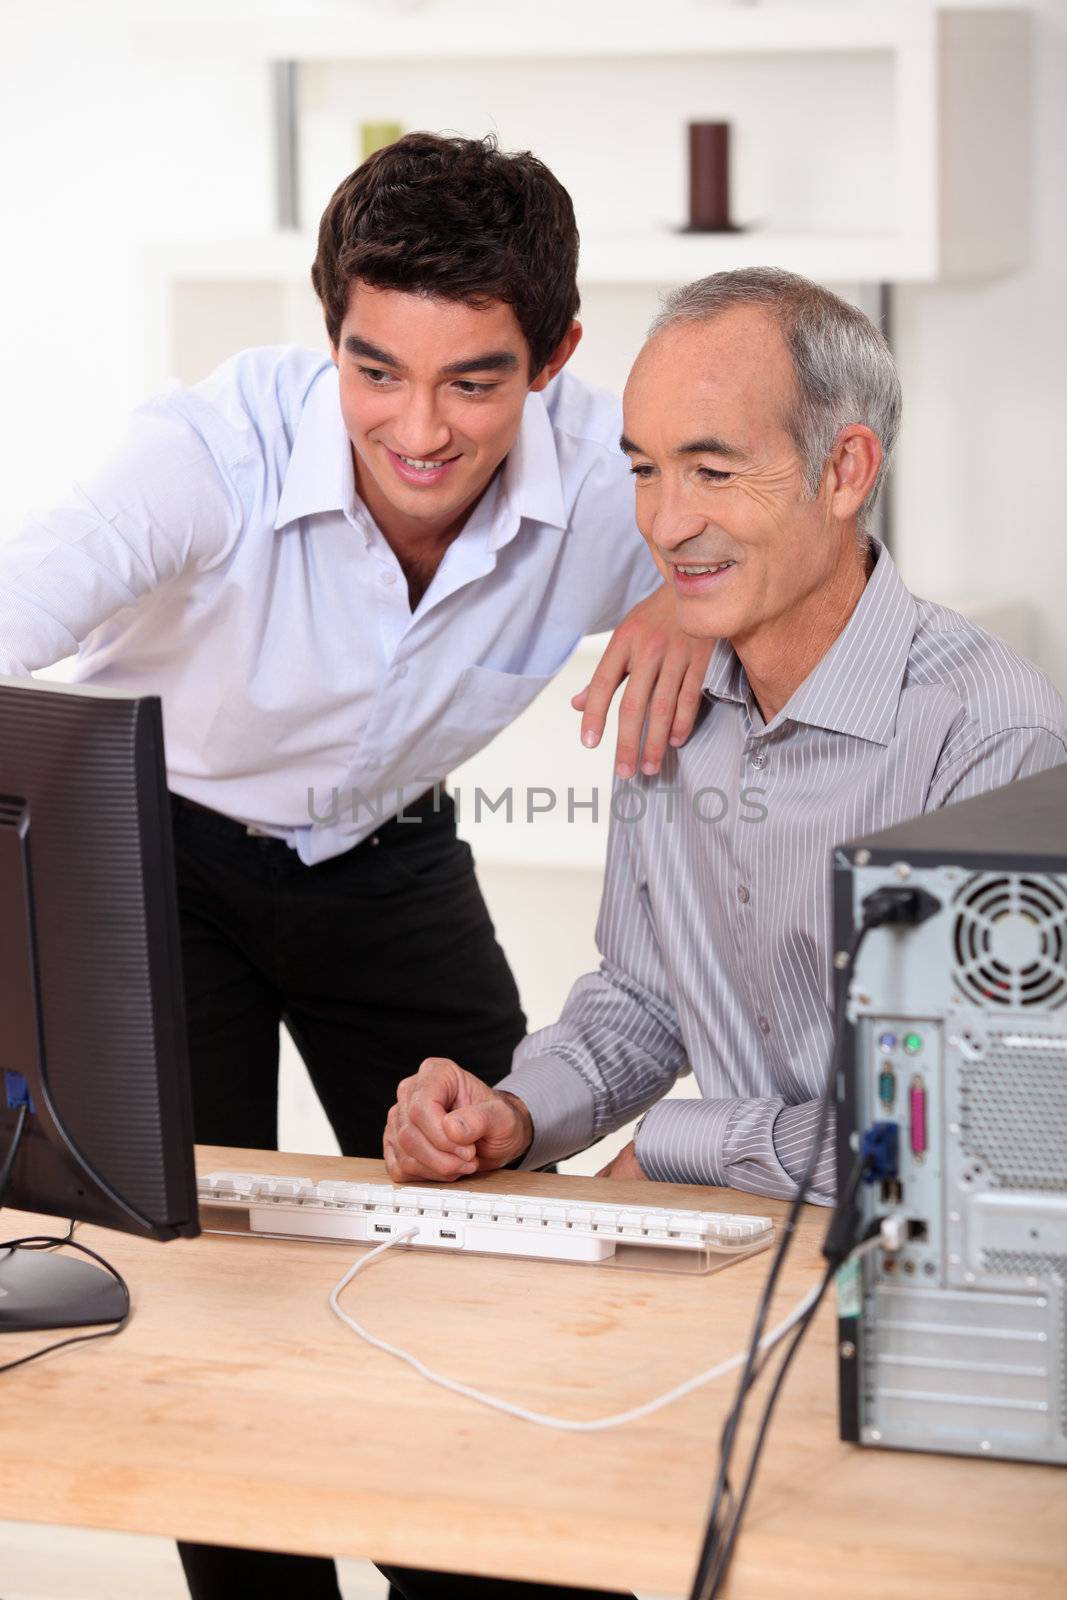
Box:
[384,1058,533,1184]
[572,582,714,778]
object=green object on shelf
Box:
[360,121,405,162]
[903,1032,923,1055]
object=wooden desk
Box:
[0,1147,1063,1597]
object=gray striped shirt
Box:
[496,542,1067,1202]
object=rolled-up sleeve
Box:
[495,813,688,1168]
[636,1094,836,1204]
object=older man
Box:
[385,266,1067,1200]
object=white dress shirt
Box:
[0,346,658,864]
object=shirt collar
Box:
[273,363,355,531]
[702,540,918,746]
[490,387,568,551]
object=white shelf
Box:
[136,6,1030,392]
[144,226,939,289]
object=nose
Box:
[394,386,452,459]
[650,510,709,556]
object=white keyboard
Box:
[198,1171,774,1268]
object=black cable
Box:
[0,1104,28,1208]
[689,881,941,1600]
[2,1100,126,1371]
[0,1232,131,1375]
[687,920,871,1600]
[14,1218,79,1250]
[702,1156,869,1598]
[705,1260,837,1594]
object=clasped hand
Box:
[383,1058,532,1184]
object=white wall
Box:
[892,0,1067,689]
[0,2,270,508]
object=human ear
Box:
[528,321,583,392]
[826,425,882,522]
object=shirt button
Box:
[737,885,750,904]
[393,664,409,680]
[380,570,396,586]
[750,749,767,768]
[758,1015,771,1036]
[364,756,381,771]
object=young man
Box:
[0,133,694,1600]
[383,267,1067,1198]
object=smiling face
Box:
[622,305,863,655]
[332,282,573,548]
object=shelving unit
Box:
[135,4,1029,392]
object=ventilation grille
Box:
[960,1036,1067,1189]
[981,1251,1067,1283]
[952,873,1067,1010]
[981,1256,1067,1437]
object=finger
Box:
[416,1056,462,1091]
[383,1133,408,1184]
[577,638,631,753]
[570,686,589,713]
[395,1118,476,1180]
[395,1075,419,1110]
[443,1097,514,1148]
[408,1090,475,1159]
[669,655,713,748]
[611,654,661,778]
[635,651,689,776]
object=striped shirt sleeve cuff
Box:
[635,1096,837,1204]
[493,1056,597,1170]
[633,1098,736,1186]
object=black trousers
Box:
[170,794,632,1600]
[171,789,526,1155]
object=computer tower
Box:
[834,765,1067,1465]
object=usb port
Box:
[907,1219,928,1242]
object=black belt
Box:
[170,787,447,846]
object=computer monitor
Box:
[0,676,199,1334]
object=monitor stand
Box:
[0,1245,127,1331]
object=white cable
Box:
[328,1229,829,1433]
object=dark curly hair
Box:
[311,132,580,375]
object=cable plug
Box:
[879,1213,908,1254]
[861,885,941,930]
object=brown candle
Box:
[687,121,739,233]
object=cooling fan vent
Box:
[952,873,1067,1010]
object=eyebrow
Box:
[342,334,518,377]
[619,433,748,462]
[441,350,518,376]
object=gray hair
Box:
[649,267,901,533]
